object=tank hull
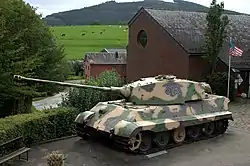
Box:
[75,95,233,154]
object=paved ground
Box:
[12,98,250,166]
[32,91,68,110]
[13,127,250,166]
[32,79,84,110]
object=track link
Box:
[76,119,229,155]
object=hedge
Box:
[61,70,124,112]
[0,107,79,147]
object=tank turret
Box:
[13,74,212,105]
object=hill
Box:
[44,0,246,26]
[52,25,128,60]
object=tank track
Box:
[76,119,229,155]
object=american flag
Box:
[229,37,243,56]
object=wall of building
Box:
[84,61,91,79]
[188,55,228,81]
[85,64,126,79]
[126,10,189,82]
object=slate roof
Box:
[84,52,127,64]
[143,8,250,69]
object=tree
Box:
[202,0,229,75]
[0,0,70,117]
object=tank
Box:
[13,75,233,154]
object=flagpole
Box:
[227,54,231,98]
[227,37,232,98]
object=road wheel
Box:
[153,131,170,148]
[128,132,152,153]
[187,126,201,141]
[128,132,142,152]
[202,122,215,137]
[172,127,186,144]
[139,132,152,153]
[215,119,229,135]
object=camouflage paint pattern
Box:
[75,94,231,138]
[127,75,209,105]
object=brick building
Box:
[126,7,250,96]
[84,52,127,79]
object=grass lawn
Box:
[51,25,128,60]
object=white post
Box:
[227,53,231,98]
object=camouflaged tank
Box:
[13,75,233,154]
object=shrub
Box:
[61,70,124,111]
[0,107,79,148]
[46,151,66,166]
[206,72,236,100]
[72,60,84,76]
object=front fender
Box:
[113,120,142,138]
[74,111,95,124]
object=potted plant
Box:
[46,150,66,166]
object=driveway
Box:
[32,79,84,110]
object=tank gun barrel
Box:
[13,75,126,94]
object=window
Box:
[115,52,118,58]
[137,30,147,48]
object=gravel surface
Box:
[229,98,250,132]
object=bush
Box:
[206,72,236,100]
[72,60,84,76]
[0,107,79,148]
[61,70,124,111]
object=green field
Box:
[51,25,128,60]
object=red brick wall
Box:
[86,64,126,79]
[84,61,91,79]
[189,55,228,81]
[127,10,189,82]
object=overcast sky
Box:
[24,0,249,17]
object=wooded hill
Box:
[44,0,246,26]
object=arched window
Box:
[137,30,147,48]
